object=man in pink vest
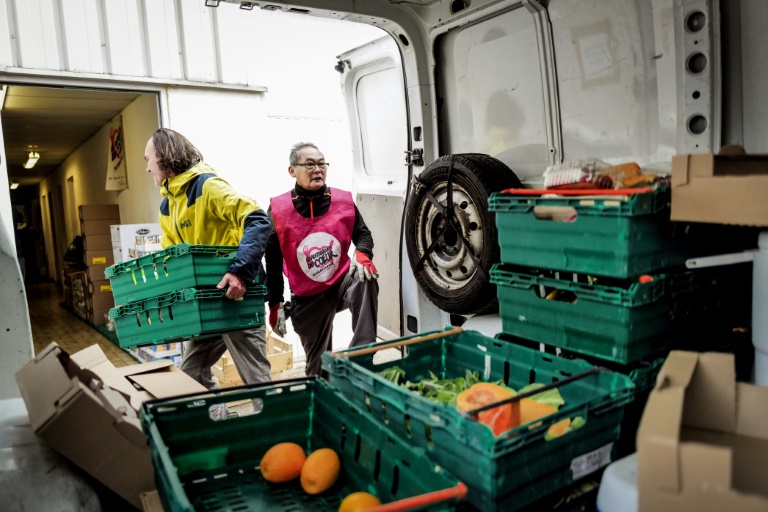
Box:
[265,142,379,376]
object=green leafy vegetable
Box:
[516,383,565,409]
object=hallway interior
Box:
[27,281,136,367]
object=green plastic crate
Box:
[488,188,687,278]
[491,264,692,364]
[502,332,665,458]
[321,329,634,512]
[140,378,467,512]
[109,287,265,348]
[105,244,238,304]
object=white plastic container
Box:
[596,453,638,512]
[753,232,768,385]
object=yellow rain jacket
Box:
[159,161,270,284]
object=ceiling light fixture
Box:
[9,181,19,190]
[23,151,39,169]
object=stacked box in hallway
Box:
[110,223,163,264]
[79,204,120,324]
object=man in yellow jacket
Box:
[144,128,272,394]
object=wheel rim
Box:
[415,182,484,291]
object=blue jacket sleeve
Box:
[228,208,271,285]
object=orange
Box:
[457,383,521,435]
[338,491,382,512]
[456,383,514,412]
[301,448,341,495]
[259,442,306,483]
[520,399,571,437]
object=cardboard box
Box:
[141,490,165,512]
[81,219,118,236]
[637,351,768,512]
[111,223,162,244]
[15,344,206,509]
[84,250,114,267]
[671,147,768,226]
[86,263,110,283]
[78,204,120,221]
[213,332,294,387]
[84,234,114,252]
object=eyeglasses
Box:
[293,162,329,171]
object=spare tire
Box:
[404,154,522,315]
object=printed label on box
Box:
[571,442,613,480]
[92,257,107,265]
[100,285,112,292]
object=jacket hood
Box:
[161,161,216,197]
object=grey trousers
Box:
[291,272,379,376]
[180,324,272,389]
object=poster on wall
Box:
[105,115,128,191]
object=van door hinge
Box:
[404,148,424,167]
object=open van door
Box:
[0,96,34,398]
[337,36,409,340]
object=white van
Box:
[226,0,766,339]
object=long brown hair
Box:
[151,128,203,175]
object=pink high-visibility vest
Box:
[270,188,354,297]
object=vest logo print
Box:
[179,220,192,228]
[296,232,341,282]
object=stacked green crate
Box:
[488,188,691,365]
[105,244,265,348]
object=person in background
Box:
[265,142,379,376]
[144,128,272,397]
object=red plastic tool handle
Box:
[369,483,468,512]
[500,187,654,196]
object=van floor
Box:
[27,281,136,367]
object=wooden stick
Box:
[334,327,463,358]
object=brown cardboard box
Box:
[15,343,207,509]
[83,234,114,251]
[78,204,120,221]
[637,351,768,512]
[84,250,114,267]
[81,219,118,236]
[86,263,110,283]
[671,147,768,226]
[213,331,294,387]
[141,490,165,512]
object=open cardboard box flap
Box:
[638,350,768,512]
[15,342,206,509]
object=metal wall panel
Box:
[60,0,104,73]
[103,0,145,76]
[13,0,62,71]
[142,0,183,80]
[216,2,248,85]
[0,0,266,88]
[178,0,216,82]
[0,1,15,67]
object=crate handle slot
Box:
[335,327,463,358]
[533,206,578,222]
[462,367,603,417]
